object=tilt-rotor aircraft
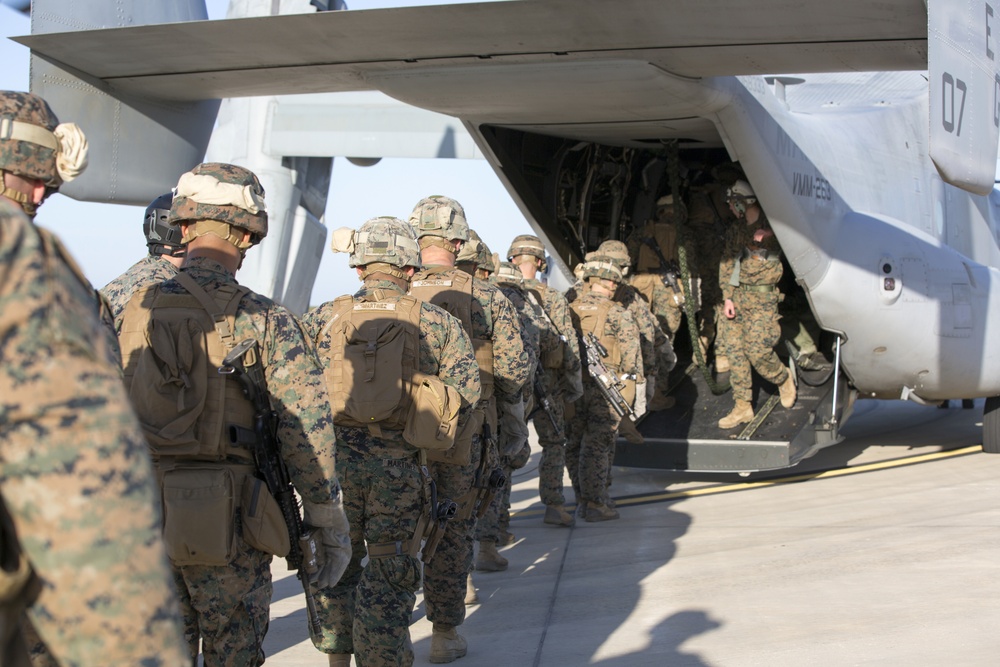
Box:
[14,0,1000,472]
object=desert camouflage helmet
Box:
[596,240,631,269]
[330,216,420,270]
[408,195,469,241]
[0,91,88,212]
[143,192,184,257]
[168,162,268,244]
[457,229,496,273]
[655,194,689,224]
[495,261,524,284]
[581,257,624,283]
[506,234,546,261]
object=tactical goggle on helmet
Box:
[726,179,757,217]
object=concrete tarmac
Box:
[264,399,1000,666]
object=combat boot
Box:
[429,625,467,663]
[475,540,508,572]
[718,400,754,429]
[498,529,516,546]
[715,355,730,373]
[584,502,620,522]
[465,573,479,605]
[778,372,797,408]
[328,654,351,667]
[544,504,576,527]
[648,393,676,411]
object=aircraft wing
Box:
[15,0,926,105]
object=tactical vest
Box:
[570,296,622,372]
[523,282,565,370]
[634,220,679,273]
[119,272,255,462]
[410,268,494,401]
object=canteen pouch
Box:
[161,466,237,566]
[402,372,461,451]
[240,476,291,557]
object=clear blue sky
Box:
[0,0,531,306]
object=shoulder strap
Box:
[173,271,248,351]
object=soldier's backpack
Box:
[570,296,622,372]
[409,268,489,464]
[317,292,460,451]
[119,271,255,461]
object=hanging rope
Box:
[666,140,730,395]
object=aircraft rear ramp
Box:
[615,362,852,473]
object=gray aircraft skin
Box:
[14,0,1000,454]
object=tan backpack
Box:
[317,293,459,451]
[570,296,622,372]
[119,272,254,461]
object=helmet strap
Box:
[419,236,459,254]
[0,171,39,218]
[360,262,410,281]
[182,220,254,249]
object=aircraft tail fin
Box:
[28,0,219,205]
[928,0,1000,195]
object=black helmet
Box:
[143,192,184,257]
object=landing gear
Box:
[983,396,1000,453]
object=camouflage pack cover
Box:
[168,162,268,241]
[349,216,420,269]
[408,195,469,241]
[0,91,62,185]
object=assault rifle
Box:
[582,332,635,419]
[422,478,458,562]
[532,373,562,437]
[471,420,506,520]
[639,235,684,299]
[220,338,322,636]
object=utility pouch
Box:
[541,342,564,370]
[425,407,482,467]
[240,476,291,557]
[620,376,637,409]
[161,466,237,566]
[402,372,461,451]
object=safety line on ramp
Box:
[511,445,983,519]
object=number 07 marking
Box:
[942,72,967,136]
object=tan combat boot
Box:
[429,625,467,664]
[584,502,620,522]
[544,504,576,527]
[718,400,754,429]
[778,371,797,408]
[715,355,730,373]
[475,540,508,572]
[328,654,351,667]
[465,572,479,605]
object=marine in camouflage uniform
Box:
[565,258,642,522]
[303,217,480,667]
[102,192,185,327]
[0,91,188,666]
[118,163,350,666]
[717,180,797,429]
[478,260,541,571]
[507,234,584,527]
[0,91,121,372]
[408,196,529,663]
